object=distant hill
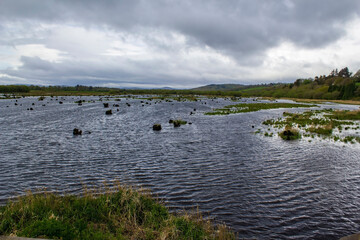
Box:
[192,83,282,92]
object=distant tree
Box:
[338,67,352,78]
[294,79,303,87]
[303,79,313,85]
[353,69,360,79]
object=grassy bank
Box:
[0,185,235,240]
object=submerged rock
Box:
[103,103,109,108]
[105,109,112,115]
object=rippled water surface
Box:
[1,96,360,239]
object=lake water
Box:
[1,96,360,239]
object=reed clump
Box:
[279,126,301,140]
[0,184,235,240]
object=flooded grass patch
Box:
[260,109,360,143]
[205,103,317,115]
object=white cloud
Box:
[16,44,67,63]
[260,17,360,81]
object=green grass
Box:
[325,110,360,120]
[205,103,317,115]
[0,184,235,240]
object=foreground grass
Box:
[0,185,235,240]
[205,102,317,115]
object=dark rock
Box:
[153,124,162,131]
[73,128,82,135]
[103,103,109,108]
[59,101,63,104]
[105,109,112,115]
[169,119,173,123]
[252,126,254,128]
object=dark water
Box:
[1,96,360,239]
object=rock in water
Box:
[73,128,82,135]
[153,124,162,131]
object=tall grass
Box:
[0,183,235,240]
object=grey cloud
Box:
[1,0,359,58]
[4,53,250,88]
[1,0,360,87]
[3,55,202,88]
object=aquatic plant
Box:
[172,119,187,127]
[0,185,235,240]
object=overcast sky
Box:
[0,0,360,88]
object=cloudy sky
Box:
[0,0,360,89]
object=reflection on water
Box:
[1,96,360,239]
